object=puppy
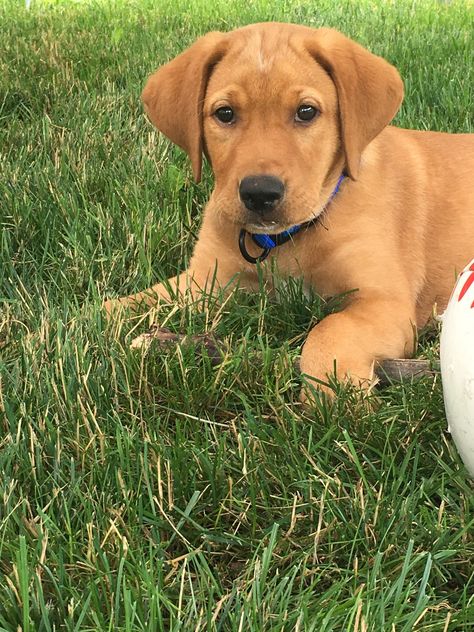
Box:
[105,23,474,396]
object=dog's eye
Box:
[295,105,319,123]
[214,106,235,124]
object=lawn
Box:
[0,0,473,629]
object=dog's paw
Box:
[102,298,125,319]
[299,377,336,407]
[298,356,377,407]
[102,297,140,321]
[299,374,379,414]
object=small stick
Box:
[130,326,436,385]
[374,358,435,385]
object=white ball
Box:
[440,258,474,476]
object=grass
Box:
[0,0,473,629]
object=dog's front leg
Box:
[103,214,252,317]
[103,260,234,317]
[103,270,201,316]
[300,293,416,397]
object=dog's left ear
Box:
[142,32,228,182]
[305,29,404,180]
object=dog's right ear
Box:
[305,29,404,180]
[142,32,228,182]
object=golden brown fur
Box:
[105,23,474,396]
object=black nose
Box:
[239,175,284,214]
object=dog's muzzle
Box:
[238,173,347,265]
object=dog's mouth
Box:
[244,220,286,234]
[244,210,323,235]
[241,175,346,235]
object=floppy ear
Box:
[142,32,228,182]
[305,29,404,180]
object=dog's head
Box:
[142,23,403,233]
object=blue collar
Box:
[239,173,346,264]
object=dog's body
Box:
[106,23,474,395]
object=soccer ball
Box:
[440,258,474,477]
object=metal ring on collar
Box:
[239,229,271,264]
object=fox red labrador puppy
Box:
[105,23,474,397]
